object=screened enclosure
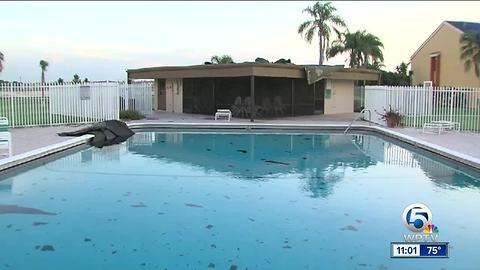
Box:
[182,76,317,119]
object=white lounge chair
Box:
[422,120,460,134]
[431,120,460,132]
[215,109,231,121]
[0,117,8,131]
[0,118,11,158]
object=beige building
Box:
[411,21,480,87]
[127,63,379,120]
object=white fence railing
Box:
[364,85,480,132]
[0,82,153,127]
[119,82,153,116]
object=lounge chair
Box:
[0,117,9,131]
[272,96,284,116]
[215,109,231,121]
[0,117,11,158]
[422,120,460,134]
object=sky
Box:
[1,1,479,82]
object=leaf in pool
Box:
[205,224,214,229]
[208,262,215,268]
[229,266,238,270]
[0,205,56,215]
[185,203,203,208]
[32,222,48,226]
[131,203,147,208]
[340,225,358,232]
[265,160,290,166]
[236,149,247,153]
[40,245,55,252]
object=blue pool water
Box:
[0,130,479,270]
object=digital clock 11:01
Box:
[390,242,449,258]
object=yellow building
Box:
[411,21,480,87]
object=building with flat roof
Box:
[127,62,379,120]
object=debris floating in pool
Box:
[0,205,56,215]
[58,120,134,148]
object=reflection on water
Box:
[123,131,479,195]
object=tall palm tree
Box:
[460,32,480,77]
[210,55,234,64]
[328,30,384,68]
[297,1,346,65]
[39,60,49,84]
[0,52,4,73]
[72,74,81,84]
[360,32,384,68]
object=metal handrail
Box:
[344,109,371,134]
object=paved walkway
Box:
[1,112,479,161]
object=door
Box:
[430,54,440,87]
[314,80,325,113]
[157,79,166,110]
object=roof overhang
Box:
[127,63,380,82]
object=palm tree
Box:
[210,55,234,64]
[460,32,480,77]
[57,78,64,84]
[328,30,384,68]
[72,74,81,84]
[360,32,384,68]
[39,60,49,84]
[0,51,4,73]
[297,1,346,65]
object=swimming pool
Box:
[0,130,479,269]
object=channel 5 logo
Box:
[402,203,432,232]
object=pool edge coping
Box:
[128,122,480,170]
[0,123,478,172]
[0,135,94,172]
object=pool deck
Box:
[1,112,479,169]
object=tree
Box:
[210,55,234,64]
[255,57,270,63]
[72,74,81,84]
[460,32,480,77]
[0,52,4,73]
[297,1,346,65]
[364,62,412,86]
[274,58,292,64]
[39,60,49,84]
[57,78,64,84]
[328,30,384,68]
[83,78,89,83]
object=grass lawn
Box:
[0,97,96,126]
[402,106,480,131]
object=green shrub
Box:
[119,110,144,120]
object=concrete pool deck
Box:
[1,112,479,168]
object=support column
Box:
[212,78,216,113]
[250,76,255,122]
[291,79,295,116]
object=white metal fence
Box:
[119,82,153,116]
[0,82,153,127]
[364,85,480,132]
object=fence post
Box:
[117,82,121,120]
[449,88,454,122]
[413,87,418,128]
[9,83,15,128]
[124,85,129,111]
[47,83,52,126]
